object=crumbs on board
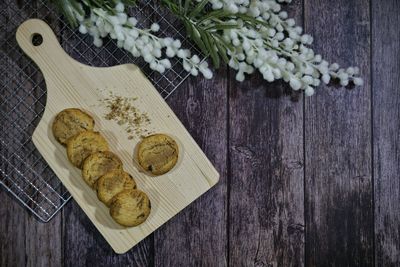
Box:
[101,92,151,139]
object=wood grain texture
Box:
[154,68,228,266]
[304,0,373,266]
[1,3,63,267]
[61,20,153,266]
[24,5,63,267]
[3,0,400,265]
[0,1,28,266]
[372,0,400,266]
[228,1,305,266]
[63,201,154,267]
[25,215,63,267]
[16,19,219,254]
[0,191,26,267]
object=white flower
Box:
[232,38,241,46]
[201,68,213,79]
[124,36,134,48]
[275,32,284,40]
[301,75,313,85]
[129,29,139,38]
[263,69,274,82]
[166,47,176,57]
[143,54,154,63]
[227,3,239,13]
[330,63,340,71]
[242,39,251,51]
[322,74,331,84]
[346,67,355,75]
[152,48,161,58]
[128,17,137,27]
[340,79,349,87]
[156,64,166,73]
[74,0,363,95]
[115,2,124,13]
[190,68,199,76]
[305,86,315,96]
[151,23,160,32]
[289,77,302,90]
[117,13,127,24]
[160,59,172,69]
[108,16,119,26]
[162,37,173,46]
[79,24,88,34]
[116,39,124,48]
[236,71,245,82]
[93,37,103,47]
[191,55,200,64]
[177,49,186,58]
[131,46,140,57]
[173,40,182,49]
[183,60,191,72]
[353,77,364,86]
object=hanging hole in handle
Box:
[31,33,43,46]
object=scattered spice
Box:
[101,93,152,139]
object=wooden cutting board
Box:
[16,19,219,254]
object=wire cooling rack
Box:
[0,0,196,222]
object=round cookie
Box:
[136,134,179,175]
[82,151,123,188]
[96,170,137,206]
[66,131,109,169]
[52,108,95,145]
[109,189,151,227]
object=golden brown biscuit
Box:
[66,131,109,169]
[96,170,137,206]
[52,108,95,145]
[109,189,151,227]
[81,151,123,188]
[136,134,179,175]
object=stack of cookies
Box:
[52,108,151,227]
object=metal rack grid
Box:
[0,0,197,222]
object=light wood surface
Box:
[15,19,219,254]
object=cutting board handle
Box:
[16,19,73,72]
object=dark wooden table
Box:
[1,0,399,266]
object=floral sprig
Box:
[52,0,363,96]
[77,2,213,78]
[50,0,137,27]
[182,0,364,96]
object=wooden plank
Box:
[0,191,26,267]
[228,1,305,265]
[1,1,62,267]
[154,68,228,266]
[372,0,400,266]
[304,0,373,265]
[25,215,63,267]
[63,201,154,267]
[24,3,63,267]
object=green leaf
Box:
[70,0,84,16]
[199,10,232,23]
[189,26,208,56]
[236,13,269,28]
[205,22,238,31]
[184,0,191,15]
[202,33,220,68]
[189,0,208,18]
[198,30,218,67]
[216,40,229,64]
